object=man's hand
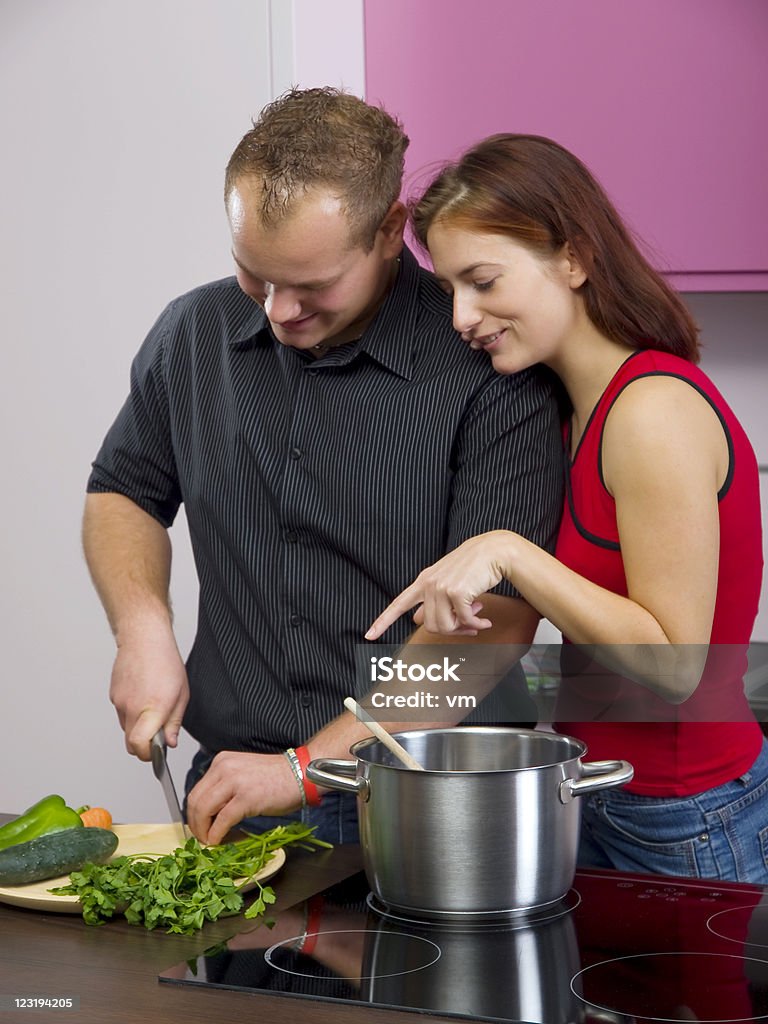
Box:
[109,627,189,761]
[185,751,303,846]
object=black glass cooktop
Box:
[159,868,768,1023]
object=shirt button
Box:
[300,692,313,709]
[289,446,303,460]
[285,530,299,543]
[289,613,302,627]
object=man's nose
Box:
[264,287,302,323]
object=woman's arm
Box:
[367,376,729,701]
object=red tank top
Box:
[554,350,763,795]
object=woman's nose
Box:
[452,292,482,335]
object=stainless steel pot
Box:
[307,727,632,918]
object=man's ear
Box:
[377,200,407,257]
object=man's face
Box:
[227,183,403,352]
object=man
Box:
[83,88,562,845]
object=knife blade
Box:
[150,729,189,845]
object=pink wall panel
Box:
[364,0,768,287]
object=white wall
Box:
[0,0,366,823]
[270,0,365,97]
[0,0,271,821]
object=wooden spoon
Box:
[343,697,425,771]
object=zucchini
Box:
[0,827,118,886]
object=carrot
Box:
[79,807,112,829]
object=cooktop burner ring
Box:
[708,903,768,948]
[571,951,768,1023]
[264,928,442,981]
[365,887,581,931]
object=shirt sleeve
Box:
[86,301,183,528]
[446,365,564,598]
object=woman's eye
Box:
[473,279,495,292]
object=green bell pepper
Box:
[0,795,83,852]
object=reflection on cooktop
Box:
[265,928,441,981]
[159,869,768,1024]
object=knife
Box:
[150,729,189,845]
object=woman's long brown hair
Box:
[411,134,700,362]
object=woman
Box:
[366,134,767,882]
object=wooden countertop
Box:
[0,819,457,1024]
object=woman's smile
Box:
[428,222,587,375]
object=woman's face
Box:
[426,221,586,374]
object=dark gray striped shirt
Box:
[87,247,563,753]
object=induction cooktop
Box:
[159,867,768,1023]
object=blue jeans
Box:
[183,747,360,846]
[577,737,768,882]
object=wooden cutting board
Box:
[0,823,285,914]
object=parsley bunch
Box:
[50,822,331,935]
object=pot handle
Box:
[306,758,371,802]
[558,759,634,804]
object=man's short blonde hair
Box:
[225,87,409,250]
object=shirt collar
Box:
[228,304,271,348]
[227,245,422,379]
[347,245,420,379]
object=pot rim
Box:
[349,726,588,773]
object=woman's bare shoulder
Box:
[602,374,728,494]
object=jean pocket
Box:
[716,772,768,881]
[589,795,704,876]
[717,768,768,819]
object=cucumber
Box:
[0,827,118,886]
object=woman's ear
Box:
[563,241,589,289]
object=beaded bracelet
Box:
[283,747,307,809]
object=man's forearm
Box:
[82,492,174,644]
